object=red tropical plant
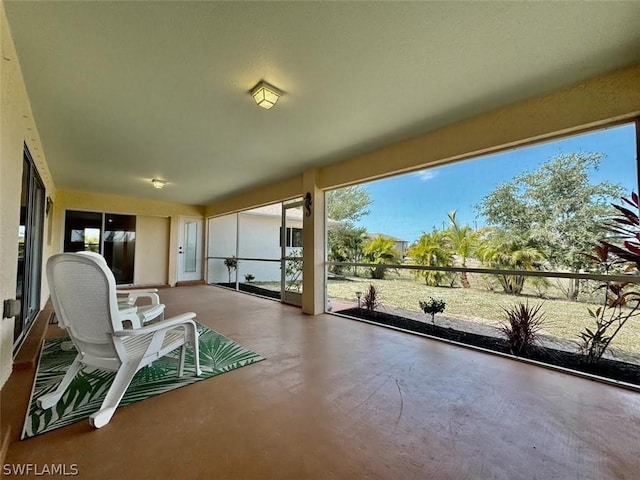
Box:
[579,192,640,364]
[601,191,640,271]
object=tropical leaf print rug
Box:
[22,322,264,439]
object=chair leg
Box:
[37,355,83,410]
[189,323,202,376]
[178,345,186,377]
[89,362,140,429]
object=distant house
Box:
[365,233,409,258]
[209,204,340,283]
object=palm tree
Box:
[444,211,479,288]
[476,231,545,295]
[363,237,400,279]
[407,230,454,286]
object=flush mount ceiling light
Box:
[250,80,282,110]
[151,179,167,189]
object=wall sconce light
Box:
[250,81,282,110]
[151,179,167,189]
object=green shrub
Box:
[419,297,446,324]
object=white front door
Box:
[178,217,203,282]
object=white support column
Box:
[301,169,325,315]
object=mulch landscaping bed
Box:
[214,282,281,300]
[337,307,640,388]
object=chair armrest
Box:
[113,312,197,337]
[117,289,160,306]
[117,288,158,295]
[137,303,165,323]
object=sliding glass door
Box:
[103,214,136,284]
[63,210,102,252]
[15,146,45,349]
[64,210,136,284]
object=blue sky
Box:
[356,123,638,243]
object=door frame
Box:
[177,216,204,283]
[14,145,45,353]
[280,201,304,306]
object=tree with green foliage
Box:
[476,230,546,294]
[284,249,303,292]
[326,185,372,226]
[476,152,622,300]
[223,256,237,283]
[444,210,480,288]
[328,225,367,275]
[327,186,373,275]
[407,229,454,286]
[362,237,401,279]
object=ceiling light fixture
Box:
[250,80,282,110]
[151,179,167,189]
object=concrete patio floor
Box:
[2,285,639,479]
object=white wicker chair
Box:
[40,252,201,428]
[75,251,165,328]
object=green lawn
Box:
[327,271,640,360]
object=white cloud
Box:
[415,170,437,181]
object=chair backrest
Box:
[47,253,124,363]
[75,250,109,266]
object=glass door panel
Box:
[64,210,102,252]
[27,181,45,321]
[15,157,29,343]
[104,214,136,284]
[185,221,197,272]
[63,210,136,285]
[281,202,303,306]
[14,148,45,348]
[178,217,203,282]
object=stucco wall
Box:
[239,214,302,259]
[205,175,302,218]
[0,3,56,387]
[238,214,302,283]
[134,216,170,286]
[54,189,204,286]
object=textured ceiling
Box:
[4,1,640,206]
